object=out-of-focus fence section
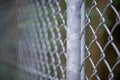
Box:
[0,0,67,80]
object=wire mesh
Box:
[0,0,67,80]
[80,0,120,80]
[0,0,120,80]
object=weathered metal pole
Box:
[67,0,81,80]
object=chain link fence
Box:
[83,0,120,80]
[0,0,67,80]
[0,0,120,80]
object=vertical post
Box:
[80,1,85,80]
[67,0,81,80]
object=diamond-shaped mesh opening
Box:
[96,60,110,80]
[112,24,120,51]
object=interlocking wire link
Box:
[0,0,120,80]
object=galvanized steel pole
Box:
[67,0,81,80]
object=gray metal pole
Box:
[67,0,81,80]
[80,1,85,80]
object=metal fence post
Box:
[67,0,82,80]
[80,1,85,80]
